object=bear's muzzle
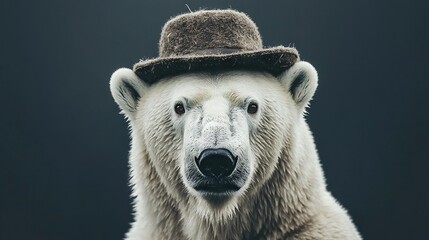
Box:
[195,148,237,178]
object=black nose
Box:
[196,148,237,178]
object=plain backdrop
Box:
[1,0,428,239]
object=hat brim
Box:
[133,46,299,84]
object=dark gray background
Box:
[1,0,428,239]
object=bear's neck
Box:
[131,127,324,240]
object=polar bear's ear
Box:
[278,61,318,110]
[110,68,148,119]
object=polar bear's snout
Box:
[190,148,244,203]
[195,148,237,178]
[181,92,253,204]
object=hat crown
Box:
[159,10,263,57]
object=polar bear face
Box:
[110,62,318,216]
[156,71,289,206]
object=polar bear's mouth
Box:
[194,183,241,203]
[194,183,241,193]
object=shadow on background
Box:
[1,0,428,239]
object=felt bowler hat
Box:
[133,9,300,84]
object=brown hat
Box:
[133,9,300,84]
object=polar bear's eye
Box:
[174,102,186,115]
[247,102,258,114]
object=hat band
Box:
[190,48,243,56]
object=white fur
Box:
[110,68,148,119]
[110,63,361,239]
[278,61,318,111]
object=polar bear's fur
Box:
[110,62,361,240]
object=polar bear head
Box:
[110,61,317,221]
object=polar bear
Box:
[110,61,361,239]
